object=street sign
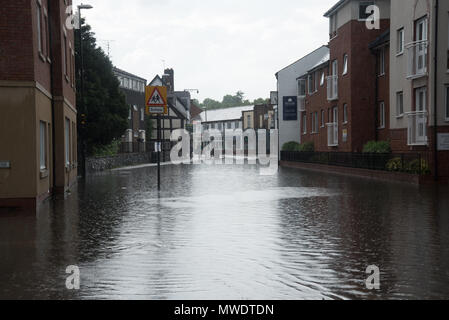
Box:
[145,86,168,115]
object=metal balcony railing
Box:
[298,95,306,112]
[406,111,428,146]
[406,40,428,79]
[327,75,338,101]
[327,122,338,147]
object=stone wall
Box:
[86,152,157,174]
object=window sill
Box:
[396,114,404,119]
[342,121,348,125]
[378,73,386,78]
[40,169,49,179]
[396,52,404,57]
[378,126,386,130]
[47,57,52,64]
[65,75,70,83]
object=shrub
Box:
[362,141,391,154]
[298,141,315,152]
[406,159,431,175]
[282,141,301,151]
[92,140,121,157]
[386,157,403,172]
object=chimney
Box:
[162,68,174,92]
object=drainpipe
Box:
[47,2,56,191]
[433,0,439,181]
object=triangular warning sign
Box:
[147,87,166,106]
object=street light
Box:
[77,3,93,178]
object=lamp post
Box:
[77,3,93,177]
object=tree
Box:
[75,21,128,155]
[199,91,267,110]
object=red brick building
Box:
[0,0,77,209]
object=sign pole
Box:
[157,114,161,191]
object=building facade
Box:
[113,67,147,150]
[0,0,77,210]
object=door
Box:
[415,17,428,74]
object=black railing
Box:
[281,151,431,175]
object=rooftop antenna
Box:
[98,39,115,57]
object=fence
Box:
[281,151,431,175]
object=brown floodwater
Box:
[0,164,448,299]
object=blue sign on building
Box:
[283,96,298,121]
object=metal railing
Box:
[406,40,428,79]
[326,122,338,147]
[327,75,338,101]
[281,151,431,175]
[407,111,428,146]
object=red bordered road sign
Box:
[145,86,168,115]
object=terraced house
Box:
[0,0,77,209]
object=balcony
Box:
[327,122,338,147]
[407,111,428,146]
[327,75,338,101]
[406,41,428,79]
[298,95,306,112]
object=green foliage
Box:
[407,159,431,174]
[386,157,431,175]
[282,141,314,152]
[75,21,129,156]
[386,157,403,172]
[297,141,315,152]
[145,116,153,142]
[91,140,120,157]
[362,141,391,154]
[199,91,268,110]
[282,141,301,151]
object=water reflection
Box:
[0,164,448,299]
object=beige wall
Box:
[243,111,254,129]
[0,83,53,200]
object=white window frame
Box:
[342,54,348,75]
[321,109,325,127]
[40,121,47,170]
[415,87,427,112]
[379,102,386,129]
[397,28,405,55]
[140,108,144,121]
[396,91,404,118]
[36,1,43,54]
[320,72,325,86]
[297,78,306,96]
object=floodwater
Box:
[1,163,448,300]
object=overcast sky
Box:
[73,0,336,103]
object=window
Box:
[227,122,232,129]
[247,115,251,128]
[124,78,129,88]
[128,106,132,120]
[397,28,405,55]
[44,11,50,57]
[342,54,348,75]
[40,121,47,170]
[379,48,385,76]
[320,72,325,86]
[308,72,317,94]
[343,104,348,123]
[396,91,404,117]
[140,108,144,121]
[333,106,338,124]
[445,86,449,120]
[379,102,385,128]
[311,112,318,133]
[359,1,375,20]
[447,13,449,70]
[65,118,70,166]
[36,2,43,53]
[298,79,306,96]
[415,87,427,112]
[321,110,325,127]
[303,114,307,134]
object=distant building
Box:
[200,106,254,132]
[0,0,77,210]
[113,67,147,150]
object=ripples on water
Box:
[0,164,448,299]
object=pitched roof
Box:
[200,105,254,123]
[324,0,349,17]
[113,67,147,82]
[275,45,329,76]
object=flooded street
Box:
[1,164,449,300]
